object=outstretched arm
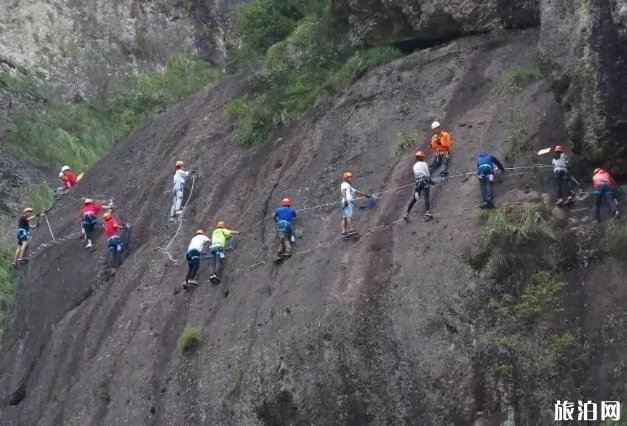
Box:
[493,157,506,172]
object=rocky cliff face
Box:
[3,30,625,424]
[538,0,627,175]
[0,0,242,97]
[333,0,540,45]
[333,0,627,173]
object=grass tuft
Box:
[178,325,202,353]
[501,67,542,93]
[27,183,55,213]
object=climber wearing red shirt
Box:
[59,165,78,191]
[103,212,127,272]
[80,198,113,249]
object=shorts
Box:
[17,229,28,246]
[341,202,353,219]
[276,220,292,234]
[210,248,226,259]
[107,236,123,253]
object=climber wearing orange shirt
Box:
[592,168,620,222]
[428,121,453,177]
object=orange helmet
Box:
[103,212,112,221]
[343,172,353,180]
[84,198,94,205]
[217,221,226,228]
[554,145,564,153]
[195,229,205,235]
[594,168,603,175]
[415,150,426,159]
[175,160,184,169]
[23,207,33,214]
[281,198,291,206]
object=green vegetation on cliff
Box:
[0,246,17,340]
[228,0,403,147]
[1,52,219,171]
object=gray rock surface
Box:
[538,0,627,174]
[0,0,243,96]
[332,0,539,44]
[3,31,602,424]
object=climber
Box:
[80,198,113,249]
[340,172,372,237]
[476,152,506,208]
[552,145,574,206]
[274,198,297,258]
[57,165,78,195]
[13,207,39,267]
[404,151,435,221]
[103,212,127,273]
[184,229,211,288]
[428,121,453,177]
[592,168,620,222]
[170,160,195,221]
[208,221,240,283]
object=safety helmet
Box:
[61,165,70,172]
[84,198,94,205]
[343,172,353,180]
[431,121,441,130]
[281,198,291,206]
[415,150,426,159]
[217,221,226,228]
[23,207,33,214]
[175,160,184,168]
[594,168,603,175]
[195,229,205,235]
[554,145,564,153]
[103,212,112,221]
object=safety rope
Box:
[43,213,57,243]
[161,176,197,263]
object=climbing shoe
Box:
[556,198,564,206]
[85,241,93,249]
[424,211,433,219]
[440,171,449,177]
[479,201,490,209]
[403,213,409,222]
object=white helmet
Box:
[61,165,70,172]
[431,121,441,130]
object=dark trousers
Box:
[593,184,617,220]
[407,180,430,213]
[479,176,494,203]
[554,170,573,199]
[429,153,450,174]
[107,237,123,268]
[186,249,200,281]
[210,249,224,276]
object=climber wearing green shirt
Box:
[208,221,240,283]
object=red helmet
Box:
[554,145,564,153]
[415,150,426,159]
[281,198,291,206]
[343,172,353,180]
[217,221,226,228]
[103,212,112,221]
[175,160,184,169]
[23,207,33,214]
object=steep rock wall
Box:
[2,31,602,424]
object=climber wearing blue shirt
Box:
[274,198,297,257]
[476,152,506,208]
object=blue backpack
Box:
[477,153,494,174]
